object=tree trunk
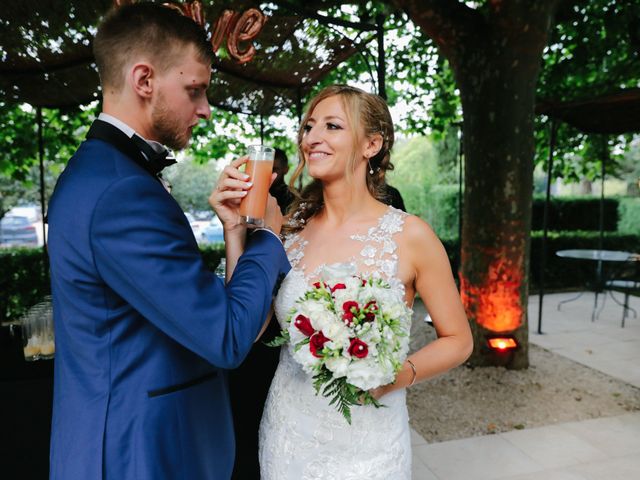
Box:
[397,0,561,368]
[579,179,593,195]
[456,53,538,369]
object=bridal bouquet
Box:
[268,265,412,424]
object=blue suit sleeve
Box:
[90,175,290,368]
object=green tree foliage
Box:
[388,137,438,218]
[0,101,97,214]
[535,0,640,179]
[164,159,220,213]
[389,136,460,238]
[2,0,638,208]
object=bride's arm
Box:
[208,156,250,282]
[209,158,281,340]
[372,216,473,398]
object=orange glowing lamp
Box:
[487,337,518,351]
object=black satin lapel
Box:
[86,120,156,175]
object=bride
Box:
[214,85,472,479]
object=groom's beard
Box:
[151,91,190,151]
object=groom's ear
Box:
[130,63,154,99]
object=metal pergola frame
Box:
[535,88,640,333]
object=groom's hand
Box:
[263,194,284,235]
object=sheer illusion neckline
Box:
[283,205,408,287]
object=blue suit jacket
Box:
[47,126,290,479]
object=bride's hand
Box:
[368,359,417,400]
[368,385,389,401]
[209,156,251,233]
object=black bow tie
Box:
[86,120,177,178]
[130,134,177,176]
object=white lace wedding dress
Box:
[259,206,413,479]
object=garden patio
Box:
[1,1,639,479]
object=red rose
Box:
[342,300,359,325]
[364,300,378,322]
[342,311,355,325]
[309,332,330,358]
[331,283,346,292]
[348,338,368,358]
[294,314,315,337]
[343,301,359,312]
[364,300,378,312]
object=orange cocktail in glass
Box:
[239,145,274,227]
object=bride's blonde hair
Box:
[283,85,395,235]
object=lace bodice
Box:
[259,206,413,479]
[283,206,407,290]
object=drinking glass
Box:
[239,145,275,227]
[22,309,42,362]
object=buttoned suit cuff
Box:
[251,227,282,243]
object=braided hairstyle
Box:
[283,85,395,235]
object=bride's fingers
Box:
[367,386,384,401]
[230,155,249,169]
[209,189,247,205]
[222,165,250,182]
[218,177,252,192]
[219,156,250,182]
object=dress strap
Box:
[282,203,310,269]
[350,206,408,281]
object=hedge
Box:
[530,196,619,231]
[0,245,225,325]
[434,231,638,292]
[2,233,638,323]
[618,198,640,235]
[423,192,627,236]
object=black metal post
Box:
[537,120,558,334]
[296,88,304,191]
[376,14,386,100]
[260,114,264,145]
[598,136,607,252]
[296,87,303,124]
[36,107,48,276]
[592,135,608,321]
[457,126,463,248]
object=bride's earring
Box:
[367,157,374,175]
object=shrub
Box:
[0,248,50,324]
[3,233,638,323]
[0,245,225,324]
[531,196,618,231]
[618,198,640,235]
[424,185,459,239]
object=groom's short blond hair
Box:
[93,2,213,92]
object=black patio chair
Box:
[602,258,640,327]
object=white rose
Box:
[321,321,350,347]
[313,309,340,333]
[287,321,307,345]
[303,301,330,327]
[291,343,320,374]
[324,356,350,378]
[346,357,390,390]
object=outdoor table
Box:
[555,249,639,321]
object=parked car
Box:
[0,206,46,247]
[0,215,39,247]
[200,216,224,244]
[184,212,209,241]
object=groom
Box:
[47,3,289,479]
